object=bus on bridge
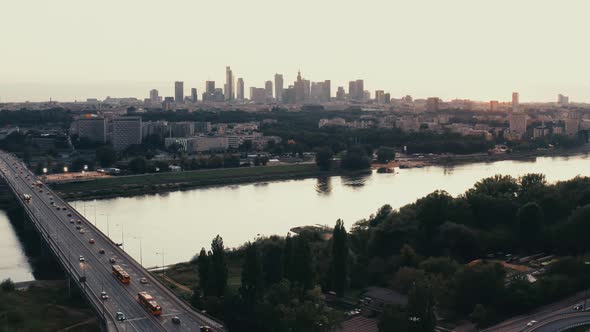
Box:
[111,265,131,284]
[138,292,162,316]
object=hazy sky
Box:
[2,0,589,102]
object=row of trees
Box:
[185,173,590,331]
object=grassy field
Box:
[51,163,326,199]
[0,281,98,332]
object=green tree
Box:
[407,280,436,332]
[210,235,228,296]
[293,235,314,292]
[377,146,396,163]
[196,248,211,296]
[330,219,349,295]
[283,233,295,282]
[0,278,15,292]
[516,202,544,250]
[128,157,148,174]
[470,304,488,328]
[241,242,265,303]
[341,145,371,170]
[315,146,334,171]
[379,304,409,332]
[96,145,117,167]
[262,242,284,286]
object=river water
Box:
[3,154,590,280]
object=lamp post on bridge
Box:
[156,250,166,276]
[132,235,143,267]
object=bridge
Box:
[524,312,590,332]
[0,151,225,332]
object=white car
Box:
[140,278,148,284]
[526,320,538,326]
[101,291,109,300]
[79,256,85,262]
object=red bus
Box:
[111,265,131,284]
[137,291,162,316]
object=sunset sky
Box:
[1,0,589,102]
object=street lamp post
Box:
[156,250,166,276]
[584,261,590,310]
[133,236,143,266]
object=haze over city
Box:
[2,0,590,102]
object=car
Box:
[39,189,43,193]
[50,201,55,205]
[67,213,72,217]
[76,225,82,230]
[79,229,85,234]
[76,220,82,224]
[116,312,126,321]
[574,304,584,311]
[62,207,67,211]
[99,248,105,254]
[200,326,212,332]
[101,291,109,300]
[79,255,85,262]
[140,278,148,284]
[526,320,538,326]
[109,257,116,263]
[89,238,95,244]
[172,316,181,324]
[69,219,75,223]
[56,206,61,210]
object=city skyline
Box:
[2,0,590,102]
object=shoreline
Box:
[50,146,590,201]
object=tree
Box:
[470,304,488,328]
[262,242,284,286]
[0,278,15,292]
[516,202,544,250]
[293,235,314,293]
[377,146,396,163]
[341,145,371,170]
[196,248,211,296]
[315,147,334,171]
[379,305,409,332]
[241,242,265,303]
[239,140,253,152]
[407,280,436,332]
[128,157,148,174]
[96,145,117,167]
[330,219,349,295]
[283,233,296,282]
[210,235,228,297]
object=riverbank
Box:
[0,279,98,332]
[51,163,366,201]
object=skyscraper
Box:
[336,87,345,101]
[274,74,284,103]
[511,92,519,113]
[191,88,198,103]
[224,66,235,101]
[237,78,245,101]
[206,81,216,94]
[294,71,305,103]
[149,89,160,103]
[265,80,273,101]
[174,81,184,103]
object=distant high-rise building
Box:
[294,71,305,103]
[250,87,266,104]
[323,80,331,102]
[149,89,160,103]
[191,88,198,103]
[303,80,310,102]
[76,116,107,143]
[174,81,184,103]
[512,92,519,113]
[490,100,499,112]
[384,93,391,104]
[224,66,235,101]
[112,117,142,151]
[310,80,331,102]
[375,90,385,104]
[558,94,569,105]
[336,87,345,101]
[265,80,273,101]
[348,80,364,101]
[237,78,245,100]
[274,74,284,103]
[509,113,527,135]
[283,86,296,104]
[206,81,216,94]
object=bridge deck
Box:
[0,152,224,332]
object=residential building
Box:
[149,89,160,103]
[426,97,440,112]
[142,121,168,139]
[375,90,385,104]
[194,122,212,134]
[250,87,266,104]
[336,87,345,101]
[558,94,569,105]
[169,122,194,137]
[112,117,142,151]
[509,113,527,136]
[512,92,519,113]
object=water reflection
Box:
[341,172,371,189]
[315,177,332,196]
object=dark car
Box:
[200,326,212,332]
[172,316,181,324]
[116,312,126,321]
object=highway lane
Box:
[0,152,225,332]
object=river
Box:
[3,154,590,279]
